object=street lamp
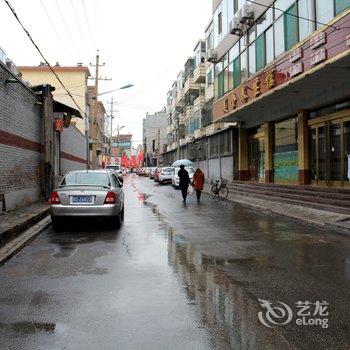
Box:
[98,84,134,97]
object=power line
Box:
[3,0,86,117]
[69,0,94,57]
[246,0,349,30]
[54,0,82,58]
[39,0,75,62]
[81,0,97,50]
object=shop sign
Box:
[289,62,303,77]
[265,69,275,89]
[231,94,238,109]
[253,78,261,97]
[240,85,248,103]
[310,32,326,50]
[53,118,63,131]
[223,97,229,113]
[289,48,303,63]
[311,48,327,65]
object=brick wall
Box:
[60,124,88,174]
[0,61,43,211]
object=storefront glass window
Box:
[316,0,334,29]
[248,43,256,76]
[335,0,350,14]
[256,34,266,71]
[274,15,285,57]
[266,26,274,64]
[298,0,314,41]
[274,117,299,181]
[284,3,298,50]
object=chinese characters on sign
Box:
[231,94,238,110]
[265,69,275,89]
[253,78,261,98]
[241,85,248,103]
[222,97,229,113]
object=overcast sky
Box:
[0,0,212,146]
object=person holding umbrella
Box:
[192,168,205,203]
[178,164,191,203]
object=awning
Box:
[53,100,83,119]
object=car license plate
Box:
[72,195,92,204]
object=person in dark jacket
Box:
[178,165,190,203]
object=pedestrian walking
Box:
[178,164,190,203]
[192,168,205,203]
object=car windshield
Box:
[162,168,174,172]
[61,172,110,187]
[106,166,120,170]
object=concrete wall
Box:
[221,156,233,181]
[60,125,88,175]
[0,62,43,211]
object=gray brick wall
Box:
[0,62,43,210]
[60,125,88,174]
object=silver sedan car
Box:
[50,170,124,229]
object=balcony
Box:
[183,77,200,95]
[184,106,194,121]
[176,89,185,106]
[205,84,214,102]
[193,64,206,84]
[166,124,175,134]
[193,95,205,112]
[194,128,206,139]
[179,138,187,146]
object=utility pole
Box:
[89,50,112,168]
[107,97,118,157]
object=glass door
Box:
[248,138,265,182]
[310,120,348,186]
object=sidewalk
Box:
[203,184,350,236]
[0,202,50,248]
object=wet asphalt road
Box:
[0,174,349,350]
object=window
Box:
[335,0,350,14]
[232,57,240,88]
[256,7,273,36]
[255,34,266,71]
[266,26,274,64]
[207,70,212,85]
[249,25,256,44]
[284,3,298,50]
[274,15,285,57]
[274,0,297,16]
[218,12,222,34]
[229,41,239,62]
[240,50,248,82]
[248,43,256,76]
[316,0,334,29]
[224,67,230,93]
[298,0,314,41]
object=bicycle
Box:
[210,178,229,200]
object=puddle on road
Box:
[0,321,56,334]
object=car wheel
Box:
[120,205,125,221]
[110,212,122,229]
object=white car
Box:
[158,167,175,184]
[172,166,195,188]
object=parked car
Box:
[158,167,175,184]
[149,167,157,179]
[49,170,124,229]
[144,167,151,177]
[105,164,123,181]
[172,166,195,188]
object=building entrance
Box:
[247,136,264,182]
[310,114,350,187]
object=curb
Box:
[0,208,50,246]
[0,216,51,265]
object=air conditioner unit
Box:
[229,18,243,36]
[238,4,254,24]
[206,49,217,63]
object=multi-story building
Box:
[143,110,168,166]
[211,0,350,188]
[18,63,90,135]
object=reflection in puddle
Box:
[0,321,56,334]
